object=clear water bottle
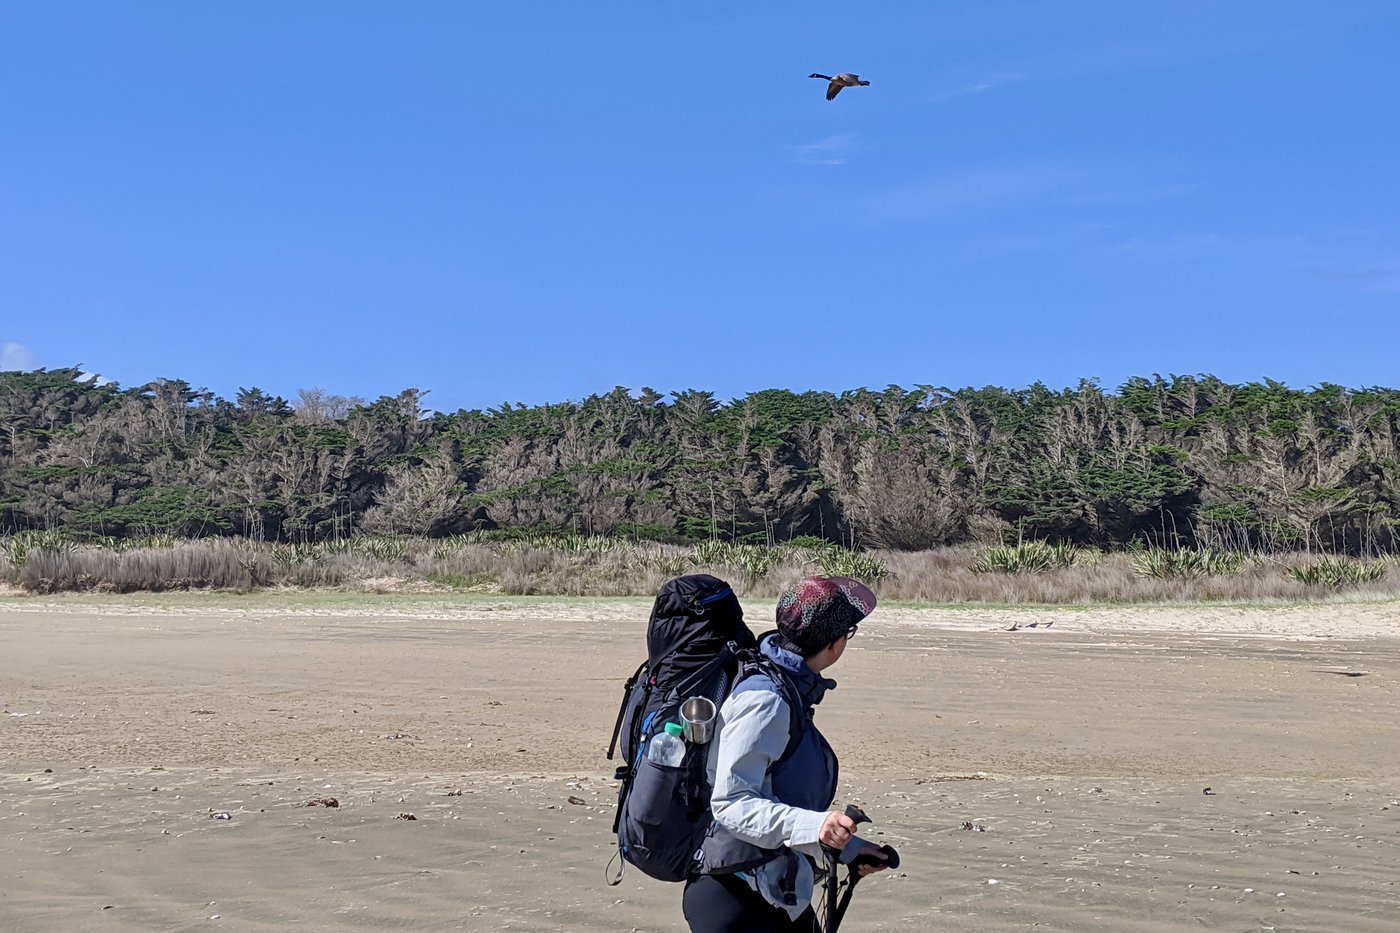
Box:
[647,721,686,767]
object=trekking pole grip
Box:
[840,804,900,869]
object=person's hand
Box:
[850,841,890,877]
[818,811,859,849]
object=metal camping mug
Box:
[680,696,717,744]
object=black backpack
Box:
[607,574,803,885]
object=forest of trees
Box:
[4,367,1400,554]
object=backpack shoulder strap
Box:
[733,653,807,766]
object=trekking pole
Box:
[822,805,902,933]
[822,846,841,933]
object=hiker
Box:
[685,576,889,933]
[608,574,758,884]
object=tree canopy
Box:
[4,369,1398,553]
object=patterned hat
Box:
[775,576,877,656]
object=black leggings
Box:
[682,873,817,933]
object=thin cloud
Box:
[994,19,1298,88]
[923,17,1302,107]
[918,30,1254,107]
[1,341,38,372]
[1108,231,1330,265]
[864,165,1088,222]
[960,221,1123,260]
[931,73,1022,102]
[1309,253,1400,295]
[1111,231,1229,255]
[0,341,112,382]
[790,134,859,166]
[864,157,1196,224]
[1108,232,1400,297]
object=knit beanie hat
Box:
[775,576,877,657]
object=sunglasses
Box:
[844,623,859,640]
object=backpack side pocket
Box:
[626,756,683,826]
[617,756,708,882]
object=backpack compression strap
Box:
[606,660,649,762]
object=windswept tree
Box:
[991,381,1197,544]
[4,367,1400,554]
[294,387,365,425]
[360,452,466,536]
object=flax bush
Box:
[1288,557,1388,588]
[1132,548,1246,579]
[0,530,77,568]
[813,546,887,583]
[973,541,1080,574]
[352,536,410,562]
[645,549,694,578]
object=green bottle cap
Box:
[665,722,684,737]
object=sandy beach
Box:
[2,593,1398,931]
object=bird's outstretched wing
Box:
[826,81,842,101]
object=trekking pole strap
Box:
[822,848,840,933]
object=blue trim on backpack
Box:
[695,587,733,605]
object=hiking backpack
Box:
[606,574,803,885]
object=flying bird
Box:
[809,72,870,101]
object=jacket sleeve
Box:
[709,687,827,852]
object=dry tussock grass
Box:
[878,549,1399,604]
[16,541,254,593]
[3,537,1397,604]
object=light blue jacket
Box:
[701,637,839,918]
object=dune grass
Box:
[2,531,1397,604]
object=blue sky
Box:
[2,1,1396,411]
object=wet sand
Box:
[2,594,1398,931]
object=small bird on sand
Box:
[809,72,870,101]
